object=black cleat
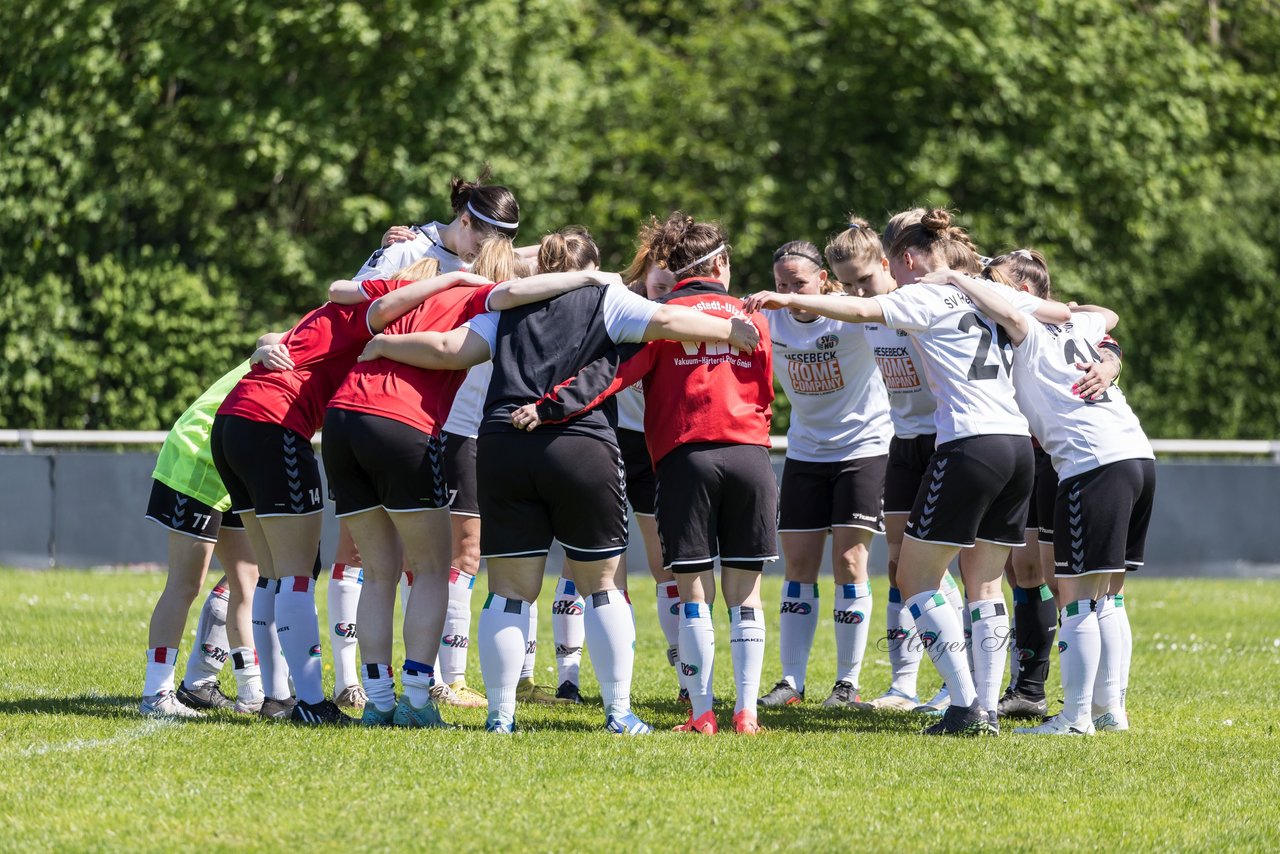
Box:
[922,700,996,736]
[177,680,234,710]
[555,680,583,704]
[259,697,296,720]
[997,689,1048,718]
[290,698,353,726]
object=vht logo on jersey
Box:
[679,340,744,357]
[785,351,844,395]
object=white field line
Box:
[8,717,177,758]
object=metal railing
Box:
[1,430,1278,459]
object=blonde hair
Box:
[984,249,1052,298]
[538,226,600,274]
[824,215,885,270]
[389,257,442,281]
[471,235,521,282]
[888,208,983,275]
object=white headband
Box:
[1012,248,1034,260]
[672,243,726,276]
[466,199,519,231]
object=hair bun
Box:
[921,208,952,233]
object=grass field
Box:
[1,569,1278,851]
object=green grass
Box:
[1,569,1278,852]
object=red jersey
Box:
[534,279,774,464]
[327,284,495,435]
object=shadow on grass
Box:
[0,694,260,726]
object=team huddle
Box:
[140,171,1154,736]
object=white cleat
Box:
[869,689,920,711]
[1014,714,1095,735]
[234,696,264,715]
[140,690,206,719]
[1092,707,1130,732]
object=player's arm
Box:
[328,280,366,304]
[367,271,493,332]
[933,273,1031,345]
[1072,312,1123,400]
[359,327,491,371]
[742,291,884,324]
[1069,304,1119,331]
[251,331,293,372]
[514,344,655,431]
[486,270,624,311]
[642,304,761,351]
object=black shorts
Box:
[778,455,886,534]
[145,480,243,542]
[1025,447,1059,544]
[884,434,937,515]
[477,431,628,561]
[1054,458,1156,577]
[322,408,449,517]
[655,442,779,573]
[618,428,656,516]
[210,414,324,517]
[443,431,479,517]
[904,434,1034,548]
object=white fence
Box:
[2,430,1278,459]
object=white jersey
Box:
[765,309,891,462]
[1012,311,1153,480]
[443,360,492,440]
[352,221,466,282]
[862,321,937,439]
[617,384,646,433]
[874,281,1038,444]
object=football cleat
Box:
[176,680,234,710]
[361,702,396,727]
[516,677,572,705]
[431,679,486,708]
[760,679,804,707]
[605,711,653,735]
[140,690,205,719]
[333,684,368,712]
[922,700,995,736]
[673,710,719,735]
[555,680,584,704]
[1092,707,1130,732]
[1015,714,1096,735]
[233,696,264,715]
[258,697,295,720]
[733,709,765,734]
[485,714,517,734]
[821,680,870,709]
[867,688,920,711]
[393,696,448,729]
[290,699,353,726]
[914,686,951,714]
[997,689,1048,718]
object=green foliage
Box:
[1,0,1278,435]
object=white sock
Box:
[887,587,921,698]
[143,646,178,697]
[679,602,716,718]
[184,578,229,688]
[327,563,362,693]
[656,582,682,683]
[552,577,586,687]
[521,600,538,681]
[907,589,977,708]
[583,589,636,717]
[778,580,819,692]
[438,568,475,685]
[834,582,873,688]
[363,663,395,712]
[402,658,436,708]
[943,570,973,681]
[1093,594,1124,712]
[1114,592,1132,708]
[274,576,324,705]
[252,577,290,700]
[969,598,1010,713]
[729,605,766,715]
[230,647,264,707]
[1058,599,1100,723]
[478,593,528,724]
